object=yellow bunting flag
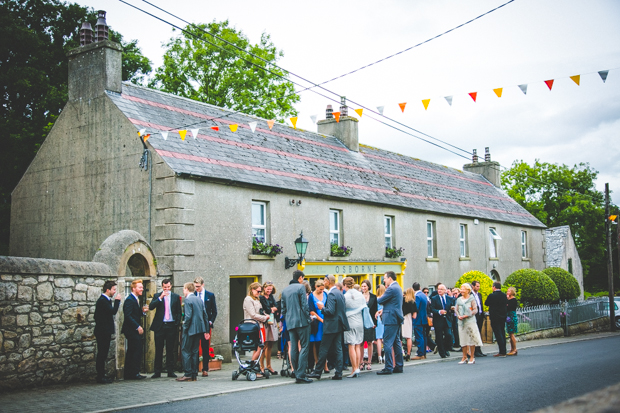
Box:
[398,102,407,112]
[210,126,219,131]
[229,124,238,132]
[290,117,298,129]
[333,111,341,123]
[469,92,477,102]
[421,99,430,110]
[570,75,581,86]
[544,79,554,90]
[609,215,617,222]
[493,88,503,98]
[354,108,363,117]
[179,130,187,141]
[267,120,275,130]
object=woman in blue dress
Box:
[308,280,328,373]
[375,284,386,364]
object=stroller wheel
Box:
[232,371,239,381]
[280,370,286,377]
[264,370,270,379]
[247,371,257,381]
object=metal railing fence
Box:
[515,297,608,335]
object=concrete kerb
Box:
[89,331,619,413]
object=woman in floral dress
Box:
[506,286,519,356]
[455,283,483,364]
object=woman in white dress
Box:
[455,283,483,364]
[343,277,365,378]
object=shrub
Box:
[455,270,493,312]
[505,269,559,306]
[543,267,580,301]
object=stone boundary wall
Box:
[0,256,115,390]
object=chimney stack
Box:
[463,147,500,187]
[79,22,93,46]
[317,103,359,152]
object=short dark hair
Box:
[471,280,480,288]
[162,279,172,286]
[292,270,305,281]
[493,282,502,290]
[103,280,116,293]
[384,271,396,281]
[412,282,421,291]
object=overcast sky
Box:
[78,0,620,201]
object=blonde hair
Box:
[184,282,195,293]
[461,283,472,294]
[507,286,516,297]
[314,280,324,289]
[193,276,204,285]
[343,277,354,289]
[262,281,276,295]
[304,281,311,294]
[404,288,415,303]
[248,282,262,299]
[353,284,361,291]
[376,284,386,298]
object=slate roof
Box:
[107,83,545,228]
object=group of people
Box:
[94,277,217,384]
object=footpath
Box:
[1,331,618,413]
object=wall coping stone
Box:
[0,256,114,277]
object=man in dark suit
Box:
[412,282,428,360]
[485,281,508,357]
[281,270,312,384]
[471,280,487,357]
[377,271,404,375]
[177,282,211,381]
[307,275,350,380]
[121,279,148,380]
[149,279,182,378]
[430,284,453,358]
[94,280,121,384]
[194,276,217,377]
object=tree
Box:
[501,160,617,291]
[0,0,151,255]
[151,20,299,121]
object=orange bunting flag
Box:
[142,134,151,141]
[333,111,341,123]
[398,102,407,112]
[421,99,430,110]
[267,120,275,130]
[229,124,238,132]
[210,126,219,131]
[493,88,503,98]
[570,75,580,86]
[179,130,187,141]
[354,108,363,117]
[544,79,554,90]
[290,117,298,129]
[469,92,477,102]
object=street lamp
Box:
[285,231,309,269]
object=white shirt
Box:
[474,292,482,314]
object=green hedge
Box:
[455,270,493,312]
[505,269,559,306]
[543,267,580,301]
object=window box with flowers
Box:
[329,243,352,260]
[385,246,405,261]
[249,237,283,260]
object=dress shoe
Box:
[202,371,208,377]
[412,355,426,360]
[307,372,322,379]
[433,347,438,354]
[331,374,343,380]
[151,373,161,379]
[474,351,486,357]
[393,368,403,373]
[493,354,507,358]
[295,377,313,384]
[167,372,178,378]
[376,369,393,375]
[96,377,112,384]
[290,372,296,379]
[176,376,194,382]
[445,351,450,357]
[440,355,448,359]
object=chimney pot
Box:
[79,22,93,46]
[95,10,109,42]
[340,96,348,117]
[472,149,478,164]
[485,147,491,162]
[326,105,333,119]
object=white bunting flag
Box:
[518,84,528,95]
[190,128,200,139]
[444,96,453,106]
[138,129,146,136]
[310,115,317,124]
[249,121,257,133]
[161,131,168,140]
[598,70,609,83]
[376,106,385,115]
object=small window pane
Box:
[252,203,264,226]
[427,222,432,238]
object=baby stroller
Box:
[232,319,269,381]
[279,318,292,377]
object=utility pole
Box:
[605,183,615,331]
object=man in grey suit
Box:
[377,271,405,375]
[281,270,312,384]
[176,282,211,382]
[307,275,350,380]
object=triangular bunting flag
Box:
[468,92,477,102]
[190,128,199,139]
[377,106,385,115]
[421,99,430,110]
[160,131,168,140]
[354,108,363,117]
[310,115,317,124]
[570,75,580,86]
[248,121,257,133]
[229,124,238,132]
[333,112,341,123]
[398,102,407,112]
[544,79,554,90]
[138,129,146,136]
[518,84,528,95]
[179,130,187,141]
[493,88,503,98]
[444,96,453,106]
[598,70,609,83]
[210,126,219,131]
[267,120,275,130]
[290,117,298,129]
[142,134,151,141]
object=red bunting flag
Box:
[544,79,554,90]
[333,111,341,123]
[398,102,407,112]
[210,126,219,131]
[469,92,477,102]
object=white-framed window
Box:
[459,224,468,257]
[384,216,394,248]
[521,230,528,258]
[251,201,267,242]
[489,227,502,258]
[427,221,436,258]
[330,210,341,245]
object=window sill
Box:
[425,257,439,262]
[383,257,403,262]
[248,254,276,260]
[328,256,350,261]
[522,257,530,261]
[489,257,499,261]
[459,257,471,261]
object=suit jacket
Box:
[183,294,210,336]
[366,293,378,326]
[149,291,182,332]
[377,282,404,325]
[195,289,217,326]
[430,294,452,328]
[322,287,350,334]
[281,282,311,329]
[412,291,428,326]
[94,294,121,337]
[485,290,508,321]
[121,294,143,340]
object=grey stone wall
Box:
[0,256,115,390]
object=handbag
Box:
[427,316,433,327]
[362,306,374,329]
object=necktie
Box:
[164,295,171,321]
[441,296,445,309]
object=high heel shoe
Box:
[404,354,411,362]
[347,369,360,378]
[468,358,475,364]
[507,351,518,356]
[458,359,468,364]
